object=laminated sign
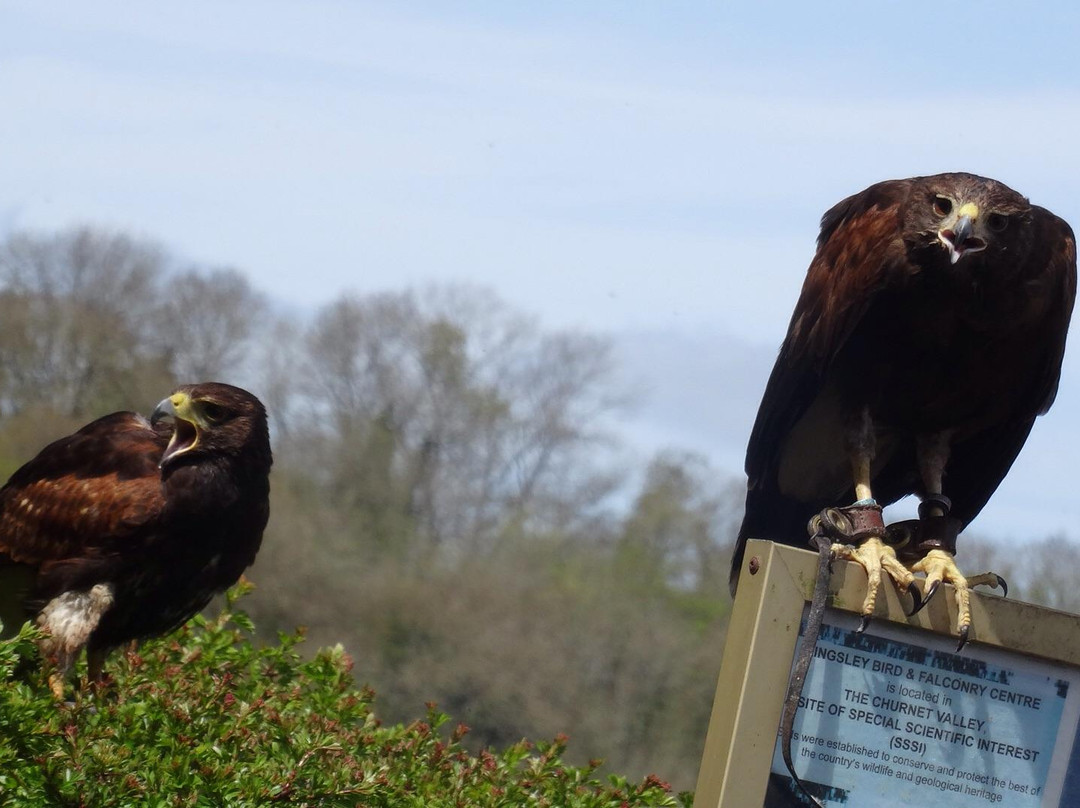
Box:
[770,613,1080,806]
[692,543,1080,808]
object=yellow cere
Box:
[956,202,980,220]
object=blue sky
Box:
[3,1,1080,540]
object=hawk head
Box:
[904,173,1035,268]
[151,382,271,472]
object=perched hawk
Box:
[730,173,1075,637]
[0,382,271,697]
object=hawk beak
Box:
[939,203,987,264]
[150,396,176,426]
[153,392,200,466]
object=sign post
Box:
[693,540,1080,808]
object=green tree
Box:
[619,451,741,592]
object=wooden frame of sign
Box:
[693,539,1080,808]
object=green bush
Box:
[0,589,691,808]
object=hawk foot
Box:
[47,672,67,701]
[908,549,1007,651]
[833,536,919,631]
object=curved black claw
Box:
[909,580,939,616]
[996,575,1008,599]
[858,614,872,634]
[956,625,969,653]
[905,582,923,616]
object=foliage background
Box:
[0,227,1075,793]
[0,589,689,807]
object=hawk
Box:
[0,382,271,697]
[730,173,1075,639]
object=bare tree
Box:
[297,285,624,557]
[254,314,304,441]
[0,227,171,417]
[155,266,267,382]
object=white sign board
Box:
[770,611,1080,806]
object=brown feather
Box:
[0,413,166,564]
[732,173,1076,593]
[0,383,272,680]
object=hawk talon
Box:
[957,625,969,653]
[911,580,940,615]
[996,575,1008,599]
[905,582,923,616]
[961,571,1008,597]
[857,614,871,634]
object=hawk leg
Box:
[830,430,919,629]
[908,432,1008,650]
[36,584,114,700]
[811,502,919,631]
[87,647,108,691]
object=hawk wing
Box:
[731,181,916,591]
[0,412,168,566]
[744,180,914,501]
[920,207,1076,526]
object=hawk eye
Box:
[932,196,953,217]
[201,402,228,423]
[987,212,1009,232]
